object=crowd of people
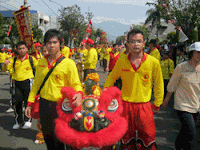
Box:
[0,28,200,150]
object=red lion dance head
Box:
[55,86,128,149]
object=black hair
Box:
[12,44,17,49]
[113,44,117,48]
[127,28,144,42]
[188,51,194,60]
[16,41,27,49]
[44,29,63,46]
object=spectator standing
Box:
[162,41,200,150]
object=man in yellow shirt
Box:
[0,48,7,72]
[83,38,98,80]
[160,51,174,98]
[77,43,88,61]
[102,43,112,72]
[25,29,83,150]
[104,29,164,149]
[3,41,38,130]
[149,39,161,61]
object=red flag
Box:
[86,20,92,34]
[7,25,12,36]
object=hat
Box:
[149,39,157,45]
[35,42,42,47]
[7,49,11,52]
[189,42,200,52]
[85,38,94,45]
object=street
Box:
[0,59,200,150]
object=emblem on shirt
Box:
[55,74,61,80]
[143,74,149,82]
[26,67,30,70]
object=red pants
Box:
[121,101,156,150]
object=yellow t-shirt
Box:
[61,46,70,58]
[149,48,161,61]
[83,48,98,69]
[0,52,7,63]
[103,48,112,60]
[28,56,83,103]
[161,58,174,79]
[3,54,38,81]
[104,52,164,107]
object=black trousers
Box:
[164,79,169,98]
[84,69,96,80]
[175,110,198,150]
[39,98,65,150]
[14,79,32,124]
[103,58,107,72]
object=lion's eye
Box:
[108,99,118,112]
[62,98,72,112]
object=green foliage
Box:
[116,36,124,45]
[31,21,44,44]
[167,30,180,44]
[145,0,200,43]
[58,4,105,47]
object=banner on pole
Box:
[14,7,34,50]
[7,25,12,36]
[86,20,92,35]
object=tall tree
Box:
[145,1,167,37]
[58,4,87,47]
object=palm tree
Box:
[145,4,163,38]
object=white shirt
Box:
[167,61,200,113]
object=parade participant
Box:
[61,38,71,58]
[160,51,174,98]
[106,44,120,72]
[102,42,112,72]
[104,28,164,149]
[25,29,83,150]
[3,41,38,129]
[34,45,49,145]
[149,39,161,61]
[77,43,88,61]
[96,44,101,60]
[106,44,122,90]
[29,42,43,60]
[11,44,18,57]
[4,48,15,113]
[6,45,18,113]
[41,45,48,57]
[6,49,12,58]
[83,38,98,81]
[0,48,7,72]
[162,42,200,150]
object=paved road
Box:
[0,59,200,150]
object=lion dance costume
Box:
[55,73,128,149]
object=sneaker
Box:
[6,108,14,113]
[22,121,32,129]
[13,123,22,130]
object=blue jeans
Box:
[175,110,198,150]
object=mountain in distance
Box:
[93,20,130,43]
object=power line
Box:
[40,0,58,17]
